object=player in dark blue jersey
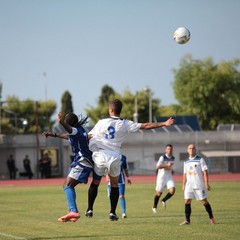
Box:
[106,155,131,218]
[43,112,93,223]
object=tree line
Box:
[1,55,239,134]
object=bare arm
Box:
[182,173,187,192]
[156,161,173,171]
[124,168,131,185]
[203,170,210,190]
[140,117,175,130]
[42,131,68,140]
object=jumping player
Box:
[85,99,175,221]
[43,112,93,222]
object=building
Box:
[0,124,239,179]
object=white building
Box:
[0,126,239,179]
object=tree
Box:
[61,91,74,118]
[1,96,57,134]
[85,85,161,125]
[173,55,240,130]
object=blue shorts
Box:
[68,162,92,184]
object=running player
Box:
[152,144,175,213]
[43,112,93,222]
[85,99,175,221]
[180,143,215,225]
[107,155,131,219]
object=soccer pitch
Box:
[0,181,239,240]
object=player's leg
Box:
[107,153,121,221]
[201,198,215,224]
[152,191,162,213]
[109,175,119,220]
[180,199,192,225]
[85,152,105,217]
[85,176,101,217]
[180,188,193,225]
[161,177,175,208]
[153,180,164,212]
[118,184,127,218]
[162,187,175,208]
[58,176,80,222]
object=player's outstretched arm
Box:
[42,131,68,140]
[140,117,175,130]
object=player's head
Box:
[64,112,89,127]
[187,144,196,157]
[165,144,173,155]
[64,112,79,127]
[109,99,122,116]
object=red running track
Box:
[0,173,239,187]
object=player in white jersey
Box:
[152,144,175,213]
[180,144,215,225]
[85,99,175,221]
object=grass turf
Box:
[0,181,239,240]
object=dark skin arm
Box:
[42,112,72,140]
[42,131,68,140]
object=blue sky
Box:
[0,0,239,117]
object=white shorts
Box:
[92,150,121,177]
[155,177,175,192]
[184,188,208,201]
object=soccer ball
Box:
[173,27,190,44]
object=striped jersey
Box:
[89,117,141,153]
[184,155,208,189]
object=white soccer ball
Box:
[173,27,190,44]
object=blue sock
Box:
[120,197,126,214]
[64,186,78,213]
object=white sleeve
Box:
[156,156,164,167]
[125,119,141,133]
[200,158,208,171]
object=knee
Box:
[169,188,175,195]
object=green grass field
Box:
[0,181,239,240]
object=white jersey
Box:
[89,117,141,153]
[156,154,175,182]
[184,155,208,190]
[155,154,175,192]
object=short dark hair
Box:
[109,99,122,115]
[166,144,173,148]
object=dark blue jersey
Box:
[68,127,93,167]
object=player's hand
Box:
[206,184,211,191]
[43,131,50,138]
[164,117,175,126]
[57,112,62,122]
[127,178,132,185]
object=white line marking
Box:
[0,232,27,240]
